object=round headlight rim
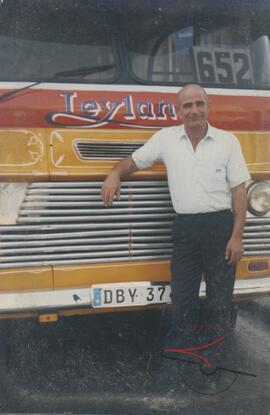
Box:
[247,181,270,217]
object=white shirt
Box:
[132,123,251,214]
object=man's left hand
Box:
[225,237,244,265]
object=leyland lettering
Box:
[45,92,177,128]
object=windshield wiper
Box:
[0,64,116,102]
[0,80,42,102]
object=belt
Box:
[176,209,232,217]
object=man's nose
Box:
[191,104,200,113]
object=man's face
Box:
[177,87,208,130]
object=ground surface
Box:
[0,299,269,414]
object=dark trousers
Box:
[170,210,236,339]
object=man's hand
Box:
[101,156,138,206]
[101,172,121,206]
[225,236,244,265]
[225,182,247,265]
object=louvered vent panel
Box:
[75,141,142,159]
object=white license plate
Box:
[91,282,171,308]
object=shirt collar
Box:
[180,123,216,141]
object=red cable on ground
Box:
[164,335,225,368]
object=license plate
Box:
[91,282,171,308]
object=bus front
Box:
[0,0,269,322]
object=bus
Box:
[0,0,269,323]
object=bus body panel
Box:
[0,0,269,319]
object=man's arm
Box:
[101,155,138,206]
[225,182,247,265]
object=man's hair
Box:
[177,84,208,106]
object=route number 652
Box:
[193,46,254,85]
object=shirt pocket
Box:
[202,164,227,192]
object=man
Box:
[101,84,250,346]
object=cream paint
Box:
[1,82,270,97]
[0,183,28,224]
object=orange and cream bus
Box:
[0,0,269,322]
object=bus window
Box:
[0,0,118,83]
[126,0,270,88]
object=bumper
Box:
[0,277,270,314]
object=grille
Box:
[243,216,270,255]
[74,141,142,159]
[0,181,269,269]
[0,181,174,268]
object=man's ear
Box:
[176,107,182,120]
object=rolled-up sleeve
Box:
[132,130,163,170]
[227,135,251,188]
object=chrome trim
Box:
[24,194,171,201]
[17,213,175,223]
[0,255,171,269]
[0,228,171,240]
[244,251,270,256]
[0,277,269,313]
[28,180,169,187]
[21,199,172,207]
[247,180,270,216]
[0,235,172,248]
[74,140,143,160]
[1,243,173,256]
[20,207,173,215]
[0,221,173,232]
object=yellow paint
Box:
[48,128,164,178]
[0,128,269,179]
[0,258,266,295]
[235,132,270,173]
[0,267,53,291]
[53,257,270,290]
[236,257,270,278]
[53,260,171,288]
[0,128,49,180]
[46,128,269,178]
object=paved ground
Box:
[0,298,269,414]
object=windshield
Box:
[125,0,270,89]
[0,0,118,83]
[0,0,270,89]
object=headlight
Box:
[247,181,270,216]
